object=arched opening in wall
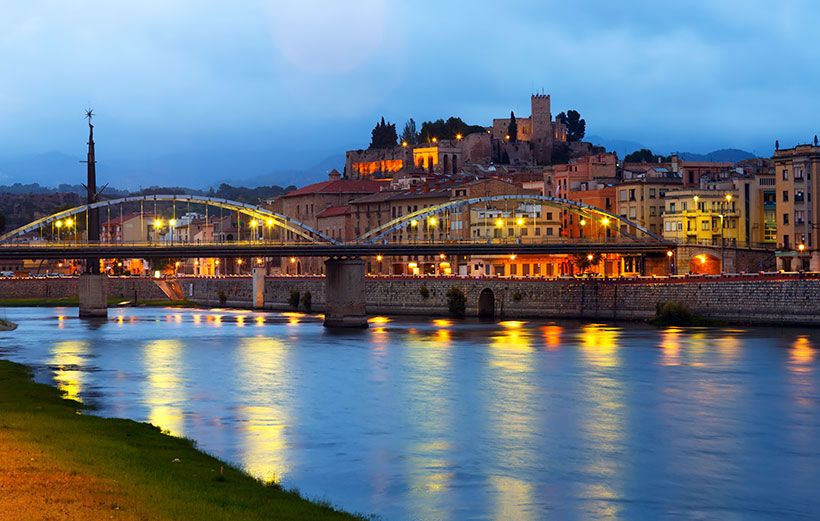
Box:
[442,154,449,175]
[478,288,495,318]
[689,253,720,275]
[452,154,458,173]
[296,261,302,275]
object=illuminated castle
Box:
[344,94,568,179]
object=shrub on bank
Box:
[289,290,300,310]
[446,287,466,317]
[653,301,698,326]
[302,291,312,313]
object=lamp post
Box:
[720,194,732,274]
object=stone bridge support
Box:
[324,257,368,328]
[252,267,265,309]
[78,273,107,318]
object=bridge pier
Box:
[252,267,265,309]
[78,273,107,318]
[323,257,368,328]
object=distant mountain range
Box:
[0,150,345,191]
[587,135,758,163]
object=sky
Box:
[0,0,818,188]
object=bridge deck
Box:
[0,241,675,259]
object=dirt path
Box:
[0,430,145,521]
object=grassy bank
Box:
[0,360,364,520]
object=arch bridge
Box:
[0,194,336,244]
[355,194,664,244]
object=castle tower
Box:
[531,94,553,165]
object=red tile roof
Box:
[283,179,383,198]
[316,205,351,218]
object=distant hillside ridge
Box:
[675,149,757,162]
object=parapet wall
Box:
[0,277,167,301]
[179,275,820,326]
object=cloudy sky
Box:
[0,0,818,187]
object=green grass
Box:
[0,296,81,307]
[0,360,366,520]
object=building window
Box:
[783,213,789,225]
[795,190,804,203]
[782,169,789,180]
[649,188,656,198]
[795,210,805,224]
[702,220,710,231]
[619,190,627,202]
[669,203,676,213]
[783,190,789,202]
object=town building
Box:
[773,141,820,270]
[615,176,683,237]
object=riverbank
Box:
[0,360,363,520]
[0,296,201,308]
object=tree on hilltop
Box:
[369,117,398,149]
[624,149,671,163]
[400,118,419,145]
[418,117,485,143]
[557,110,586,142]
[0,212,5,233]
[507,112,518,143]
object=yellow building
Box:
[773,143,820,271]
[662,190,741,247]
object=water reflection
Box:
[488,322,537,520]
[236,336,290,484]
[143,339,185,437]
[403,324,454,520]
[49,340,90,402]
[578,324,624,519]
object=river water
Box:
[0,307,818,520]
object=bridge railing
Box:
[0,236,676,249]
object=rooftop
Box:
[282,179,384,198]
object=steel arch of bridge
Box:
[356,194,664,244]
[0,194,337,244]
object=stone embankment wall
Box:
[179,275,820,326]
[0,277,167,301]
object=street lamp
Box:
[719,193,733,273]
[667,249,675,276]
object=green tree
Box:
[418,117,485,143]
[507,111,518,143]
[624,148,671,163]
[557,109,586,142]
[400,118,419,145]
[369,117,398,149]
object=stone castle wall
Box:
[179,275,820,326]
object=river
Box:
[1,307,818,520]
